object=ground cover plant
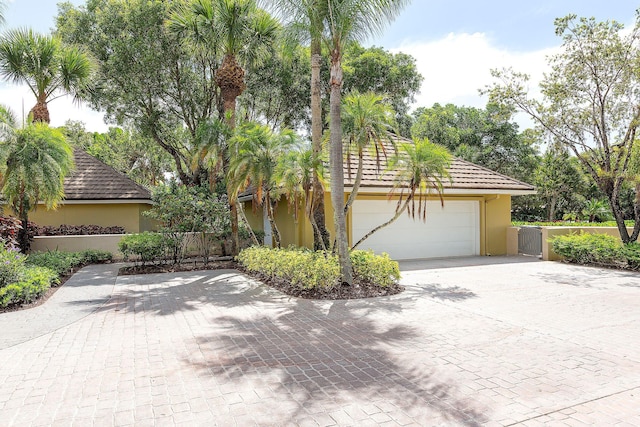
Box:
[237,246,403,299]
[0,248,112,310]
[36,224,125,236]
[551,233,640,270]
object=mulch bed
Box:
[119,260,404,300]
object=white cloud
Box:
[0,83,109,132]
[392,32,558,114]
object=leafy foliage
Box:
[26,249,112,276]
[485,14,640,242]
[144,182,232,262]
[0,246,26,287]
[0,267,58,309]
[118,232,166,266]
[35,224,125,236]
[513,220,635,227]
[237,246,401,289]
[551,233,624,266]
[0,216,37,250]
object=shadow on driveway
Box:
[71,269,489,425]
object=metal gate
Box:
[518,226,542,256]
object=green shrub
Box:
[26,249,113,277]
[80,249,113,264]
[514,220,635,227]
[0,246,26,287]
[26,251,83,276]
[351,250,400,287]
[237,246,400,289]
[118,232,165,265]
[551,233,623,265]
[621,243,640,270]
[0,266,57,308]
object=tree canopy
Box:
[484,13,640,242]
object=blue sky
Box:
[1,0,637,131]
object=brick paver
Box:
[0,258,639,426]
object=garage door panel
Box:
[351,200,480,260]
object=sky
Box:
[0,0,637,132]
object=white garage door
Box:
[351,199,480,260]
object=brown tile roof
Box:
[343,137,535,193]
[63,149,151,201]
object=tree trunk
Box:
[548,194,557,222]
[18,215,30,253]
[267,200,281,249]
[329,50,353,286]
[238,202,260,246]
[344,152,364,214]
[352,195,411,250]
[310,38,330,250]
[29,97,50,124]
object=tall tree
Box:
[484,14,640,243]
[0,108,74,250]
[324,0,409,286]
[411,103,538,182]
[270,0,331,250]
[0,29,93,124]
[171,0,279,255]
[228,122,298,248]
[352,138,451,249]
[56,0,218,185]
[341,91,396,214]
[342,42,422,136]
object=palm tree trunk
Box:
[266,197,281,248]
[238,201,260,246]
[329,50,353,286]
[352,194,412,250]
[30,97,50,124]
[343,152,364,214]
[310,37,330,250]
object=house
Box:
[25,149,155,233]
[243,139,536,260]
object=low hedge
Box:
[551,233,640,270]
[514,220,635,227]
[0,267,58,308]
[237,246,400,289]
[26,249,113,277]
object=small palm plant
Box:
[352,137,451,250]
[0,106,74,250]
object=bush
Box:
[80,249,113,264]
[621,243,640,270]
[0,266,58,308]
[351,250,400,287]
[36,224,125,236]
[118,232,165,265]
[514,220,635,227]
[552,233,623,265]
[27,251,83,277]
[0,216,37,250]
[237,246,400,289]
[0,246,27,287]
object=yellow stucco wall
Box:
[242,191,513,256]
[7,203,155,233]
[482,194,511,256]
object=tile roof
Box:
[63,149,152,201]
[343,137,535,193]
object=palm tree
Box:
[270,0,330,250]
[324,0,409,285]
[582,199,613,223]
[0,29,93,124]
[275,146,327,250]
[228,122,298,248]
[352,138,452,250]
[0,108,74,250]
[0,0,6,27]
[170,0,279,254]
[341,90,396,214]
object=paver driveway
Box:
[0,257,638,426]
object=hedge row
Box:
[0,249,113,309]
[551,233,640,270]
[237,246,400,289]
